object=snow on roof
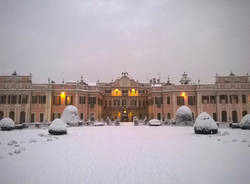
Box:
[87,82,96,86]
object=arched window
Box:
[221,111,227,122]
[9,111,15,121]
[20,111,25,123]
[232,111,238,123]
[0,111,3,120]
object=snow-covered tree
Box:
[240,114,250,130]
[194,112,218,134]
[48,118,67,135]
[61,105,80,126]
[175,106,193,125]
[0,117,15,131]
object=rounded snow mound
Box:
[240,114,250,130]
[194,112,218,134]
[0,117,15,130]
[61,105,80,126]
[48,118,67,135]
[149,119,162,126]
[175,106,193,125]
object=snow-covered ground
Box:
[0,123,250,184]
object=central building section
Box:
[100,72,148,121]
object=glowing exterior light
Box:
[129,88,138,96]
[60,92,66,98]
[112,89,121,96]
[181,92,186,97]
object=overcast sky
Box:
[0,0,249,84]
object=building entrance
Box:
[121,110,129,122]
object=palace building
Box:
[0,71,250,123]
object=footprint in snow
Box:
[7,140,18,146]
[232,139,237,142]
[29,140,37,143]
[242,139,247,143]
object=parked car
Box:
[149,119,162,126]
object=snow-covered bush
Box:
[106,116,112,125]
[61,105,80,126]
[48,119,67,135]
[149,119,162,126]
[194,112,218,134]
[114,118,120,126]
[240,114,250,130]
[0,117,15,131]
[175,106,193,126]
[133,116,139,126]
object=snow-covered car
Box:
[229,123,241,128]
[93,121,105,126]
[149,119,162,126]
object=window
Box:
[39,96,46,104]
[242,95,246,104]
[230,95,238,104]
[21,95,28,104]
[53,96,61,105]
[167,113,171,119]
[122,99,126,106]
[65,96,73,105]
[157,113,161,120]
[104,100,107,106]
[213,113,217,121]
[232,111,238,123]
[89,113,95,121]
[79,96,86,104]
[52,113,60,120]
[0,95,6,104]
[105,90,111,94]
[167,96,170,104]
[32,96,37,104]
[114,100,120,106]
[40,113,44,122]
[130,100,137,106]
[220,95,228,104]
[202,96,209,104]
[109,100,111,106]
[31,113,35,123]
[20,111,25,123]
[80,113,84,120]
[210,96,216,104]
[0,111,3,120]
[8,95,17,104]
[88,97,96,104]
[177,96,184,105]
[122,90,128,94]
[9,111,15,121]
[139,90,145,94]
[221,111,227,122]
[155,97,163,105]
[188,96,196,105]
